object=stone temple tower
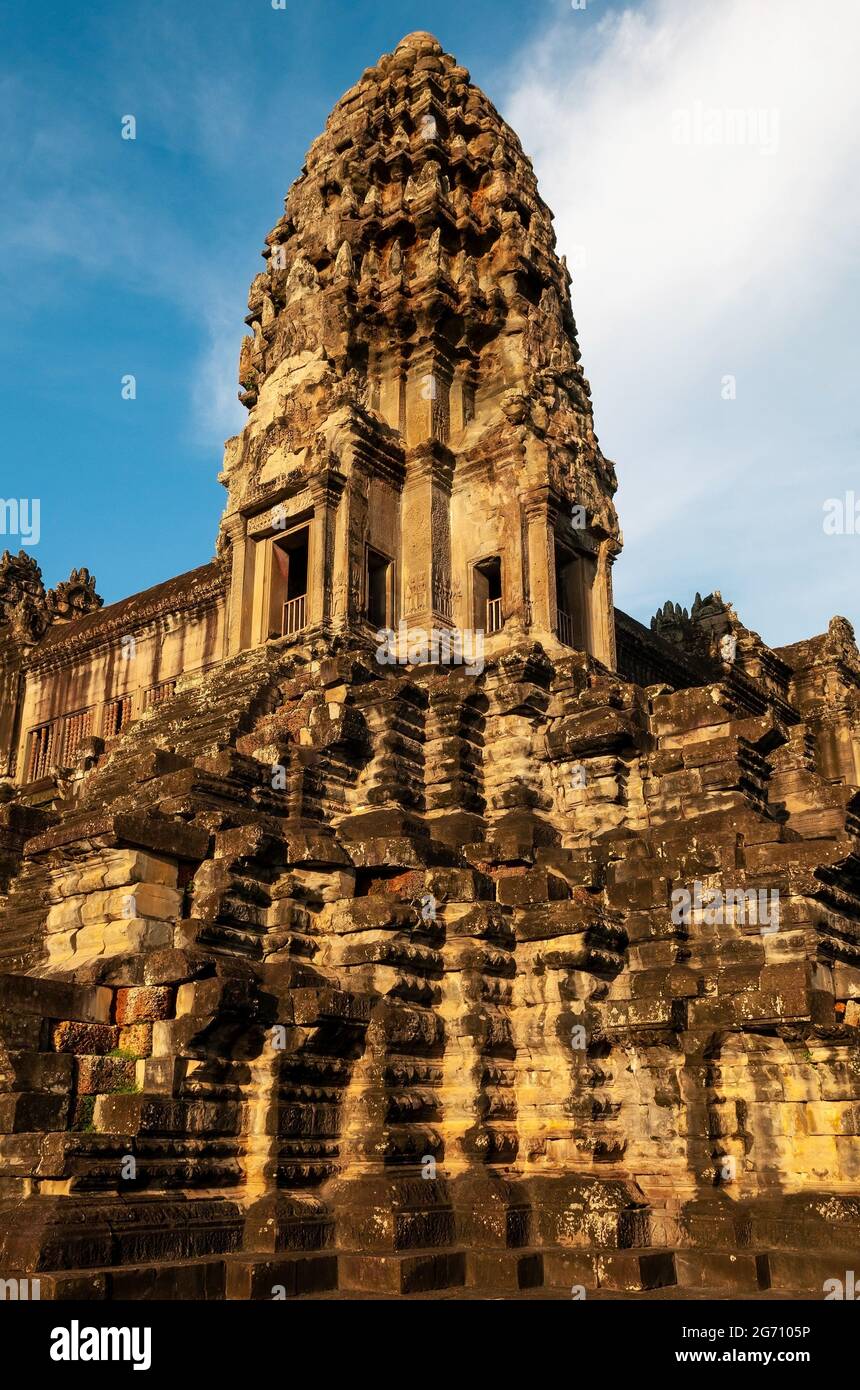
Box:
[218,30,620,668]
[1,31,859,1303]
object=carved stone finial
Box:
[0,549,49,645]
[650,599,690,642]
[651,592,735,662]
[45,568,103,623]
[826,614,860,667]
[395,32,443,54]
[333,239,355,279]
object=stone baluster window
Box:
[61,708,93,764]
[472,556,502,634]
[269,525,310,639]
[102,695,133,738]
[145,680,176,709]
[26,722,58,781]
[555,543,579,649]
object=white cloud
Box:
[190,286,249,449]
[504,0,860,644]
[0,54,252,455]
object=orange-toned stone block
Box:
[51,1021,119,1055]
[118,1023,153,1056]
[115,986,174,1025]
[75,1055,136,1095]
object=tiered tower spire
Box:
[218,31,620,665]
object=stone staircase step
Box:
[224,1252,338,1299]
[9,1256,229,1300]
[543,1247,676,1292]
[11,1241,853,1299]
[671,1249,760,1292]
[465,1247,544,1292]
[337,1248,466,1295]
[762,1249,859,1294]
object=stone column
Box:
[308,469,347,630]
[224,513,254,656]
[0,654,24,781]
[592,543,618,669]
[521,486,558,641]
[404,343,453,449]
[378,341,406,435]
[400,443,454,635]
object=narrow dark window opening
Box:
[366,548,391,628]
[555,544,578,648]
[473,556,502,633]
[272,525,310,637]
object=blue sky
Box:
[2,0,858,646]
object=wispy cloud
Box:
[504,0,860,643]
[0,46,253,451]
[191,286,249,447]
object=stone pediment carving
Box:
[45,567,103,623]
[0,549,49,645]
[826,614,860,671]
[0,552,103,648]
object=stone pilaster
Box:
[400,443,454,634]
[521,486,558,642]
[308,468,348,631]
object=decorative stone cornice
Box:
[308,467,349,509]
[24,564,226,674]
[520,483,560,525]
[404,440,455,491]
[238,470,312,519]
